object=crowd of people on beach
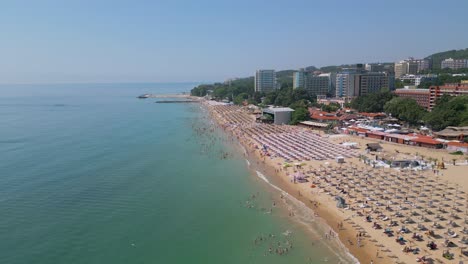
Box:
[199,102,468,263]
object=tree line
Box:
[192,76,467,131]
[351,91,468,130]
[190,76,318,124]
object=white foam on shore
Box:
[255,170,360,264]
[245,159,250,167]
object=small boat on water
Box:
[137,94,150,99]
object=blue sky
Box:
[1,0,467,83]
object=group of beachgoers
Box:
[253,233,294,256]
[205,103,358,162]
[201,102,468,263]
[241,191,297,257]
[190,106,238,160]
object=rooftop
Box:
[263,107,294,113]
[435,126,468,136]
[395,88,430,93]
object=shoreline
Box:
[233,130,360,263]
[202,101,368,263]
[241,142,370,263]
[201,100,468,264]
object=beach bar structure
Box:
[262,107,294,125]
[434,126,468,141]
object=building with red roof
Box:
[446,142,468,153]
[308,108,340,122]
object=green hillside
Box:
[319,65,350,73]
[426,48,468,69]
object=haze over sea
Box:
[0,83,355,264]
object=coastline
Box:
[202,101,369,263]
[201,100,468,264]
[241,142,373,263]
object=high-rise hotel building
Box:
[255,70,277,93]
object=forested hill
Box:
[426,48,468,69]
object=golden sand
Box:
[205,101,468,264]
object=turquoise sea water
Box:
[0,83,355,264]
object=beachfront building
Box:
[293,70,334,96]
[348,127,443,148]
[335,70,359,98]
[399,74,438,86]
[293,68,306,89]
[255,70,277,93]
[359,72,391,95]
[434,126,468,141]
[429,83,468,110]
[305,74,331,96]
[262,107,294,125]
[441,58,468,70]
[335,70,393,98]
[394,87,430,110]
[446,142,468,153]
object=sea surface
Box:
[0,83,355,264]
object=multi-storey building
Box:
[415,59,432,72]
[293,70,335,96]
[359,72,391,95]
[400,74,438,86]
[365,63,385,72]
[255,70,277,93]
[429,83,468,110]
[395,83,468,111]
[394,58,431,78]
[394,61,408,78]
[441,58,468,70]
[335,70,393,98]
[394,87,430,110]
[293,69,306,89]
[305,74,330,96]
[335,70,359,98]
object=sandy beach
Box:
[204,100,468,264]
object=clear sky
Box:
[1,0,467,83]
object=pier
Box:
[137,93,192,99]
[155,100,199,103]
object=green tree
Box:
[322,103,340,113]
[233,93,249,105]
[424,95,468,130]
[291,88,312,101]
[290,107,309,125]
[212,87,229,100]
[263,91,278,105]
[350,91,395,112]
[384,97,427,125]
